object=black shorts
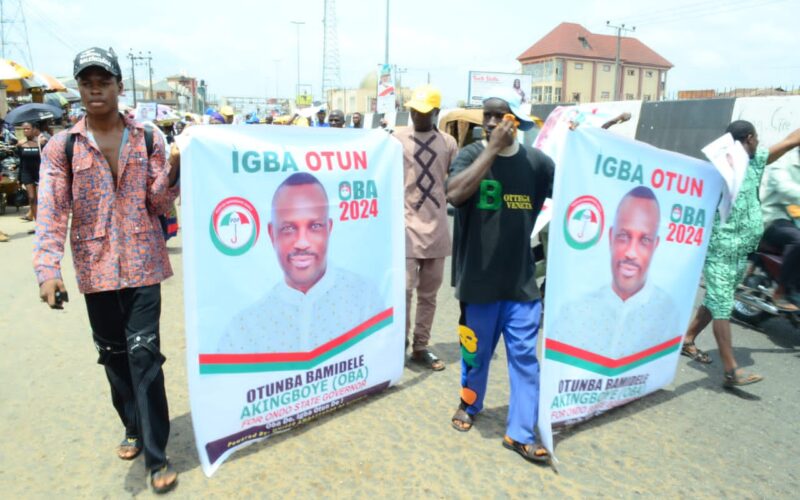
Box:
[20,162,38,185]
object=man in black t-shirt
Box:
[446,87,554,464]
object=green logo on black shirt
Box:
[477,179,502,210]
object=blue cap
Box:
[482,87,534,131]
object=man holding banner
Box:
[682,122,800,386]
[446,87,554,463]
[552,186,679,358]
[217,172,383,353]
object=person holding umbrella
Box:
[17,121,47,225]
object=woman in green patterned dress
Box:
[682,121,800,387]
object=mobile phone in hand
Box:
[54,290,69,308]
[503,113,519,137]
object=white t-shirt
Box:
[217,266,384,353]
[551,282,679,359]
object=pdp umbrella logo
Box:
[564,195,605,250]
[209,197,260,256]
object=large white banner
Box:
[180,126,405,476]
[467,71,532,106]
[731,96,800,195]
[539,127,723,454]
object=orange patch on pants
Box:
[461,387,478,405]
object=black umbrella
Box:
[4,103,64,124]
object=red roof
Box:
[517,22,673,69]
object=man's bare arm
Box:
[768,127,800,165]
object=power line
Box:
[619,0,740,24]
[623,0,787,27]
[24,2,76,53]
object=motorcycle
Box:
[732,240,800,328]
[0,143,21,214]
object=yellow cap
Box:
[405,84,441,113]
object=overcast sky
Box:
[9,0,800,106]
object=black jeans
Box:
[85,284,170,470]
[763,219,800,292]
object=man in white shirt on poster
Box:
[217,172,383,353]
[552,186,678,358]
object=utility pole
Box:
[606,21,635,101]
[291,21,305,104]
[127,50,138,107]
[146,51,153,101]
[128,50,153,104]
[384,0,389,64]
[394,65,407,107]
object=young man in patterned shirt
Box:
[33,47,180,493]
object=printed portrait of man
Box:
[217,172,383,353]
[551,186,679,359]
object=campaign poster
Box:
[538,127,722,455]
[134,102,157,122]
[180,125,406,476]
[467,71,532,106]
[376,64,396,114]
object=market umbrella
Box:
[0,59,37,92]
[44,92,69,107]
[31,71,66,92]
[5,103,64,124]
[59,87,81,103]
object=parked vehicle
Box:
[732,240,800,328]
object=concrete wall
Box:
[528,96,800,162]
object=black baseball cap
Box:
[73,47,122,78]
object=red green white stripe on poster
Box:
[545,336,682,377]
[199,308,394,374]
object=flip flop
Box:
[150,462,178,494]
[723,368,763,388]
[451,408,474,432]
[680,342,712,364]
[502,436,549,464]
[410,349,445,371]
[117,436,142,460]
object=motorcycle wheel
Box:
[732,274,771,325]
[732,299,768,325]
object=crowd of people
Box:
[19,44,800,493]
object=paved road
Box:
[1,212,798,498]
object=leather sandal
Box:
[680,342,712,364]
[410,349,445,371]
[502,436,550,464]
[451,408,474,432]
[723,368,763,387]
[150,462,178,494]
[117,436,142,460]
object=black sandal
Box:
[451,408,474,432]
[150,462,178,494]
[502,436,550,464]
[680,342,712,364]
[411,349,445,371]
[116,436,142,460]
